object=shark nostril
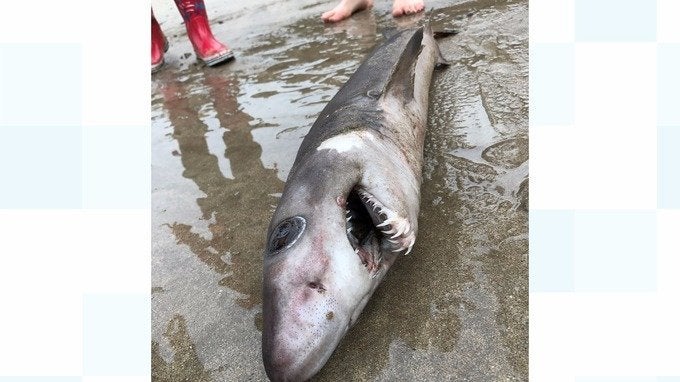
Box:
[307,281,326,293]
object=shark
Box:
[261,25,451,381]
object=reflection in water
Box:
[152,315,212,382]
[152,0,528,380]
[237,12,383,183]
[161,72,285,310]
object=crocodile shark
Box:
[261,25,450,381]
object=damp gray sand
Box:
[151,0,528,380]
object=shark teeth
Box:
[349,187,417,271]
[405,236,416,255]
[377,215,416,255]
[390,221,409,239]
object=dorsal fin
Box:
[425,23,456,68]
[381,27,424,101]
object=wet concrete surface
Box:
[151,0,528,380]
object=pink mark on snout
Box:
[311,234,331,272]
[287,233,332,324]
[336,195,346,207]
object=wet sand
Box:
[151,0,528,380]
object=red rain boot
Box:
[151,11,169,73]
[174,0,234,66]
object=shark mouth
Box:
[345,187,415,277]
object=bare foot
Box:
[392,0,425,17]
[321,0,373,23]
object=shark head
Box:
[261,158,414,381]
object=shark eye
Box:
[268,216,306,253]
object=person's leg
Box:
[152,10,168,73]
[174,0,233,66]
[391,0,425,17]
[321,0,373,23]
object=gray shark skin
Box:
[262,25,447,382]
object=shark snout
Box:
[262,346,305,382]
[262,277,347,381]
[263,352,311,382]
[261,222,377,380]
